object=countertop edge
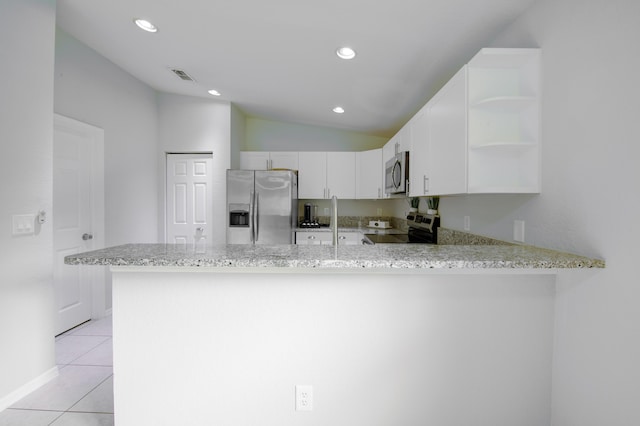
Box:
[64,243,605,270]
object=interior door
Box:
[53,116,104,335]
[166,153,214,245]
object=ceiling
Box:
[56,0,536,138]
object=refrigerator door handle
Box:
[254,192,260,242]
[249,190,255,243]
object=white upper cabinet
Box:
[408,106,429,197]
[467,48,540,193]
[269,152,299,170]
[241,48,539,197]
[383,125,410,163]
[239,151,270,170]
[356,148,383,199]
[239,151,299,170]
[326,152,356,199]
[298,152,327,198]
[424,65,468,195]
[409,47,540,196]
[298,152,356,199]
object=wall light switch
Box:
[464,216,470,231]
[12,214,36,236]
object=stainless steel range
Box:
[406,213,439,244]
[364,213,439,244]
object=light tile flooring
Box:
[0,316,114,426]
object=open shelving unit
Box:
[467,48,541,193]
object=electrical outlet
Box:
[464,216,470,231]
[376,208,382,216]
[513,220,525,242]
[295,385,313,411]
[323,207,329,216]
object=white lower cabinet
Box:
[295,231,363,245]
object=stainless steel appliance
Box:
[406,213,439,243]
[227,169,298,244]
[363,213,439,244]
[300,202,320,228]
[385,151,409,194]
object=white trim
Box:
[53,113,107,321]
[0,366,59,412]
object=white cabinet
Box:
[408,107,429,197]
[383,125,410,163]
[295,231,363,245]
[269,152,299,170]
[295,231,329,245]
[467,48,540,193]
[411,66,467,196]
[356,149,383,199]
[240,152,270,170]
[298,152,355,199]
[327,152,356,199]
[409,48,540,196]
[239,151,299,170]
[298,152,327,198]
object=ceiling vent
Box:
[170,68,195,82]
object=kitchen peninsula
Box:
[66,242,603,426]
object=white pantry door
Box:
[53,115,105,336]
[166,153,214,245]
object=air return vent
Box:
[171,68,195,82]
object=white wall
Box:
[54,29,159,247]
[157,93,232,244]
[229,104,246,169]
[0,0,57,407]
[113,270,555,425]
[245,117,388,151]
[441,0,640,424]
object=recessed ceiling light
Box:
[134,18,158,33]
[207,89,221,96]
[333,106,345,114]
[336,47,356,60]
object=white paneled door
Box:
[53,115,105,336]
[166,154,214,245]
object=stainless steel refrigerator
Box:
[227,169,298,244]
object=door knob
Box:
[82,233,93,241]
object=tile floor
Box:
[0,316,114,426]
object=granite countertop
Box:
[65,243,605,270]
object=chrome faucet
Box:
[331,195,338,246]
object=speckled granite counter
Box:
[65,242,604,270]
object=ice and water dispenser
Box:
[229,204,249,227]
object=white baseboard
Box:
[0,366,59,412]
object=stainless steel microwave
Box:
[385,151,409,194]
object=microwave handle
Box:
[392,160,401,189]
